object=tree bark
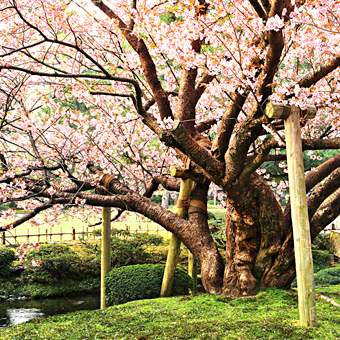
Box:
[222,174,284,296]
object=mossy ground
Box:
[316,284,340,304]
[1,287,340,340]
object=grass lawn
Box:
[0,214,171,244]
[1,288,340,340]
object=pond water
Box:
[0,294,100,328]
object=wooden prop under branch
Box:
[265,102,318,327]
[171,166,206,184]
[265,102,317,120]
[95,182,113,309]
[160,178,193,297]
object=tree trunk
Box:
[180,174,298,297]
[222,174,287,296]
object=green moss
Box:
[1,288,340,339]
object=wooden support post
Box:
[72,227,76,241]
[2,232,5,245]
[160,178,193,297]
[284,106,318,327]
[188,252,197,295]
[37,228,40,243]
[101,207,111,309]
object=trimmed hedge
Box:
[105,264,193,306]
[0,247,16,277]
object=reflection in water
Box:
[6,308,44,326]
[0,294,100,328]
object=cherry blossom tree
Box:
[0,0,340,296]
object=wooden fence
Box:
[1,223,169,246]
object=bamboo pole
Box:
[284,106,318,327]
[101,206,111,309]
[160,178,193,297]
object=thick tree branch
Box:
[260,0,271,13]
[249,0,267,19]
[298,53,340,89]
[211,91,249,161]
[310,188,340,239]
[238,137,277,185]
[176,68,198,134]
[194,73,216,101]
[283,152,340,235]
[91,0,173,120]
[195,118,218,133]
[223,117,264,185]
[170,120,225,183]
[305,152,340,192]
[307,167,340,219]
[144,175,181,198]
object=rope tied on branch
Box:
[177,197,208,216]
[100,174,117,193]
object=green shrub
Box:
[74,246,101,278]
[131,233,163,246]
[110,238,151,267]
[92,229,130,238]
[208,211,216,220]
[312,249,334,272]
[105,264,193,306]
[312,234,334,272]
[151,194,162,204]
[107,233,164,268]
[314,267,340,286]
[0,247,16,277]
[291,266,340,288]
[24,244,82,283]
[209,223,226,249]
[313,234,334,251]
[93,230,163,247]
[211,211,225,222]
